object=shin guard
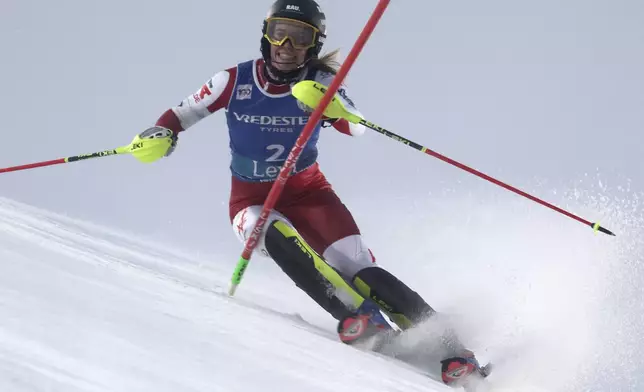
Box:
[264,220,367,321]
[352,266,435,329]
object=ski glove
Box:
[138,126,178,158]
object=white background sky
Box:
[1,0,642,253]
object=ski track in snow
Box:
[1,193,642,392]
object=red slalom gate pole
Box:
[228,0,392,295]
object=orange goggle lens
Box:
[264,17,318,50]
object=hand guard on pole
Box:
[134,126,178,162]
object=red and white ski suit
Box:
[155,59,375,277]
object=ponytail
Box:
[308,49,341,75]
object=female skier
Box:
[137,0,489,386]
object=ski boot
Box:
[337,299,399,350]
[441,350,492,390]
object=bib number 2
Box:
[253,144,287,179]
[266,144,285,162]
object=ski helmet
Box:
[261,0,327,84]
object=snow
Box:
[0,197,452,392]
[0,190,642,392]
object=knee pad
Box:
[232,206,295,258]
[322,234,377,278]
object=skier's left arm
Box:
[328,86,367,137]
[314,72,366,137]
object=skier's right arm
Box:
[136,67,237,160]
[153,67,237,134]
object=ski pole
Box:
[0,134,174,174]
[291,80,616,237]
[228,0,392,296]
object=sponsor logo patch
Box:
[236,84,253,100]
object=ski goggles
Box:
[264,17,319,50]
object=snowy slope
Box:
[1,193,642,392]
[0,197,455,392]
